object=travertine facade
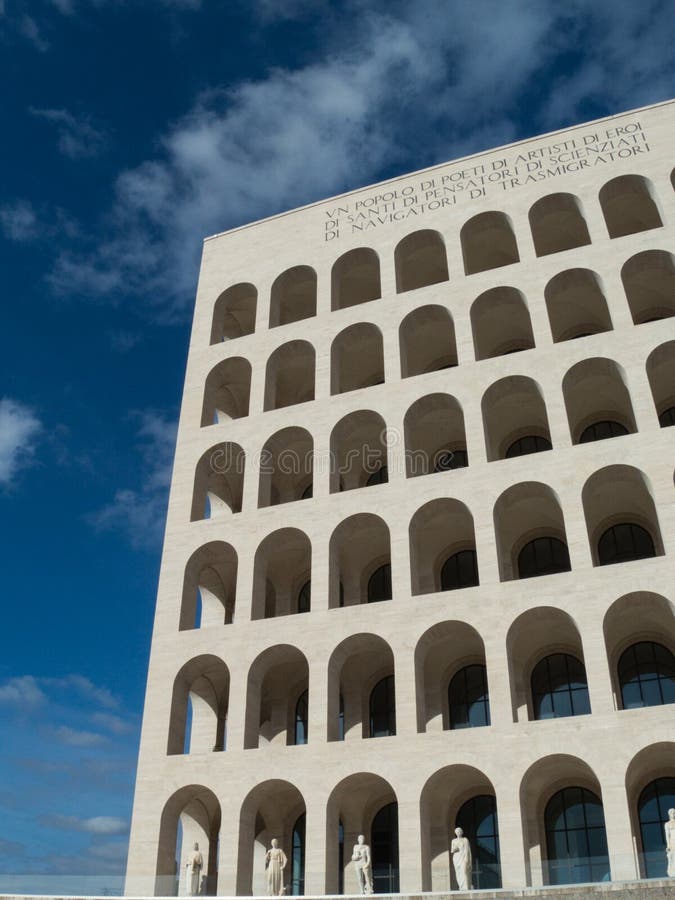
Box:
[125,100,675,897]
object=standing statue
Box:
[185,842,203,896]
[351,834,374,895]
[450,827,472,891]
[666,808,675,877]
[265,838,288,896]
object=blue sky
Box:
[0,0,674,890]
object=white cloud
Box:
[18,14,48,50]
[42,814,129,835]
[91,711,135,734]
[0,398,42,485]
[54,725,107,747]
[0,200,39,241]
[56,674,120,709]
[0,676,46,705]
[30,107,107,159]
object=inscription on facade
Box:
[323,120,650,240]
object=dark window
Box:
[297,580,311,614]
[371,802,399,894]
[294,690,308,745]
[456,795,501,889]
[291,813,305,895]
[518,537,571,579]
[597,523,655,565]
[338,819,344,895]
[339,581,345,608]
[638,778,675,878]
[338,694,345,742]
[544,787,609,885]
[440,549,479,590]
[505,435,552,458]
[366,465,388,486]
[367,564,392,603]
[301,482,313,499]
[434,448,468,471]
[659,406,675,427]
[369,675,396,738]
[618,641,675,710]
[448,664,491,729]
[531,654,591,720]
[579,420,629,443]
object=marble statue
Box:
[666,808,675,877]
[450,827,472,891]
[351,834,373,894]
[185,842,203,896]
[265,838,288,896]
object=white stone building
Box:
[125,100,675,897]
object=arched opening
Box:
[399,305,457,377]
[409,498,478,595]
[470,286,535,359]
[394,229,449,292]
[404,394,467,478]
[251,528,311,620]
[562,357,637,444]
[332,248,381,310]
[544,269,613,342]
[493,482,570,582]
[270,265,317,327]
[243,645,309,749]
[264,341,315,411]
[210,283,256,343]
[414,620,488,733]
[530,653,590,720]
[625,743,675,878]
[258,427,313,508]
[420,766,500,891]
[529,193,590,257]
[582,465,664,567]
[180,541,237,630]
[603,592,675,710]
[460,211,519,274]
[325,773,398,894]
[481,376,552,462]
[327,634,395,742]
[329,514,392,609]
[191,442,245,520]
[294,692,308,747]
[237,780,306,896]
[519,755,608,887]
[331,323,384,394]
[201,357,251,425]
[646,341,675,428]
[621,249,675,324]
[329,411,388,493]
[599,174,663,239]
[167,655,229,756]
[156,786,221,896]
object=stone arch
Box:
[264,340,315,411]
[599,174,663,239]
[327,634,395,743]
[625,743,675,877]
[460,211,519,274]
[481,376,552,461]
[269,265,317,327]
[191,442,245,520]
[210,283,256,344]
[646,341,675,427]
[180,541,237,630]
[409,498,478,595]
[621,249,675,324]
[167,655,229,756]
[544,268,613,342]
[404,393,467,478]
[243,646,309,750]
[258,426,313,508]
[529,193,590,257]
[394,229,449,292]
[331,323,384,394]
[329,411,388,493]
[251,528,312,620]
[201,357,251,425]
[562,357,637,444]
[331,247,381,310]
[471,286,535,359]
[329,513,391,609]
[399,305,457,377]
[156,785,221,896]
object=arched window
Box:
[456,795,501,889]
[518,538,571,579]
[505,435,552,458]
[367,564,392,603]
[371,802,399,893]
[297,580,311,614]
[366,465,388,486]
[440,550,479,590]
[531,654,590,720]
[369,675,396,737]
[638,778,675,878]
[448,664,491,729]
[659,406,675,427]
[294,691,308,745]
[618,641,675,709]
[597,523,655,565]
[291,813,306,895]
[579,420,629,443]
[545,787,609,884]
[434,448,468,471]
